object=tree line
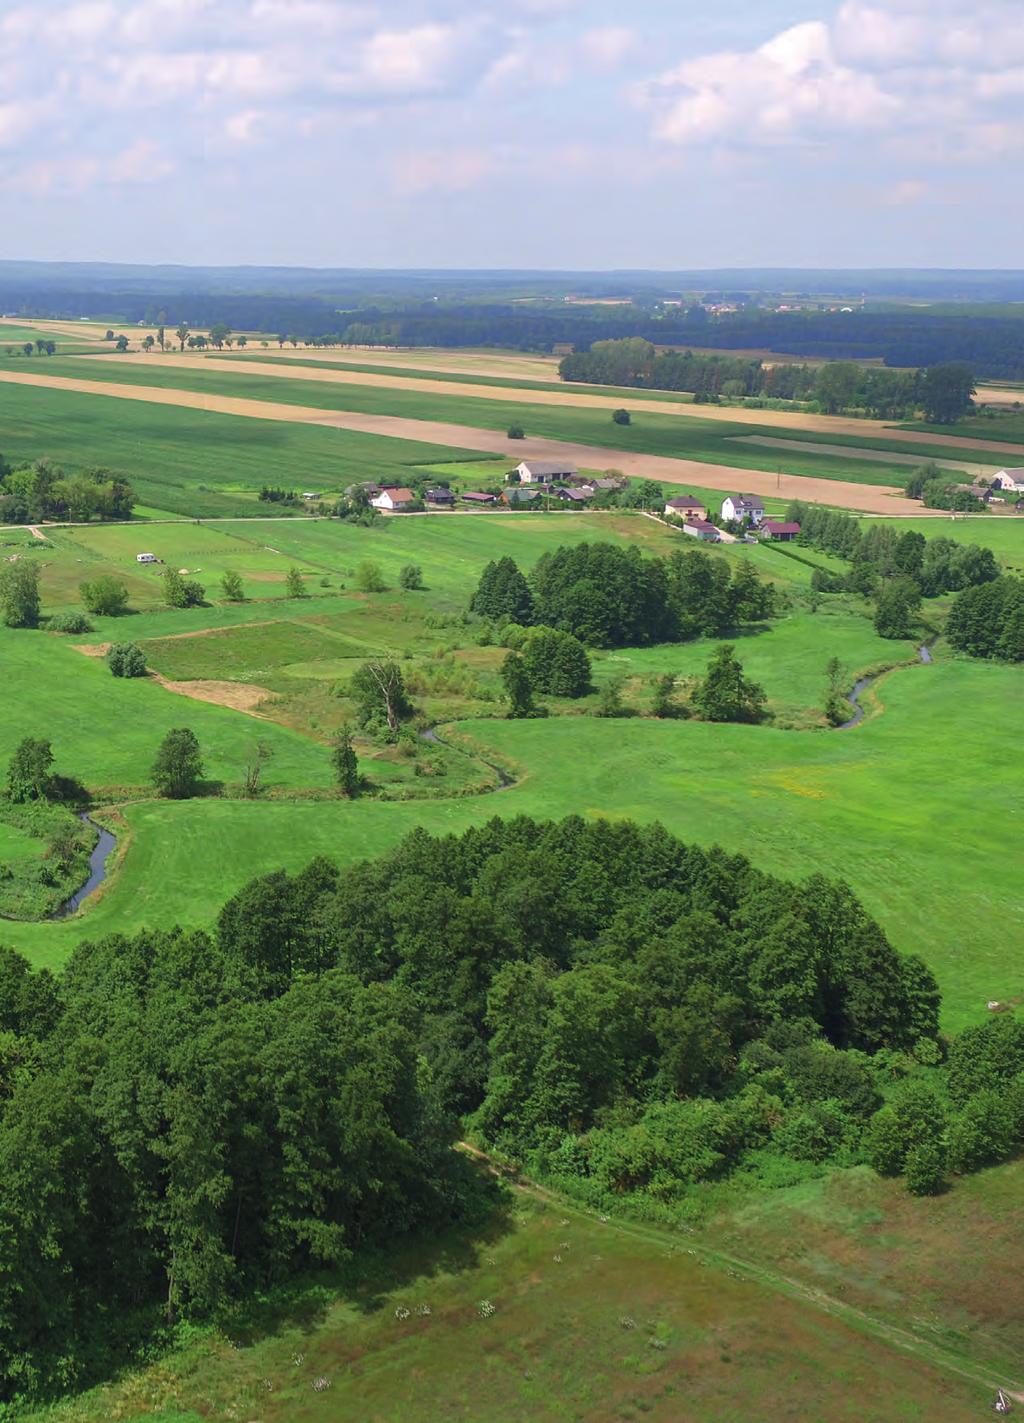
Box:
[0,456,135,525]
[946,577,1024,662]
[558,341,977,423]
[470,544,775,649]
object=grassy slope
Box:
[26,1187,990,1423]
[5,658,1020,1032]
[902,412,1024,443]
[0,381,493,517]
[11,356,1006,486]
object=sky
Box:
[2,0,1024,270]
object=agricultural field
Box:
[0,380,494,517]
[6,353,1016,487]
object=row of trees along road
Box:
[4,818,1020,1402]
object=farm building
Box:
[555,487,590,504]
[503,487,543,507]
[461,491,497,505]
[516,459,578,484]
[760,520,801,541]
[682,520,721,542]
[371,487,417,512]
[424,487,455,506]
[665,495,707,519]
[991,468,1024,493]
[721,494,765,524]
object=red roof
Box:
[763,520,800,534]
[461,491,496,502]
[379,487,414,503]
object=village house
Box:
[370,487,418,512]
[665,495,707,520]
[516,459,578,484]
[991,468,1024,493]
[760,520,801,542]
[721,494,765,525]
[503,486,543,507]
[682,520,721,542]
[555,487,591,504]
[424,487,455,507]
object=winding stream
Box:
[420,726,517,792]
[839,646,933,730]
[53,814,118,918]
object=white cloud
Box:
[641,0,1024,156]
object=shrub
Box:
[106,642,148,678]
[49,612,93,635]
[507,423,525,439]
[399,564,424,590]
[80,576,129,617]
[612,408,631,425]
[355,561,387,593]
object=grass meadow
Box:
[25,1185,994,1423]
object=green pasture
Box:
[592,605,916,721]
[19,356,1006,487]
[29,1190,987,1423]
[5,656,1020,1033]
[0,627,331,796]
[0,381,494,518]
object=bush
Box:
[507,423,525,439]
[79,576,129,617]
[48,612,93,635]
[355,560,387,593]
[163,568,205,608]
[612,408,631,425]
[399,564,424,590]
[106,642,148,678]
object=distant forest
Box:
[4,262,1024,377]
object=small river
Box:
[840,646,933,729]
[53,815,118,918]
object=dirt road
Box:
[0,367,952,515]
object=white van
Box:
[136,552,157,564]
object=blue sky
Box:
[2,0,1023,269]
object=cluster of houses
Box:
[663,492,800,542]
[368,461,628,513]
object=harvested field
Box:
[0,367,946,514]
[153,675,272,714]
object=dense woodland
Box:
[946,576,1024,661]
[470,544,775,647]
[2,818,1021,1405]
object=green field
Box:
[903,411,1024,443]
[0,381,495,517]
[14,355,1013,486]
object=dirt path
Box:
[80,349,1024,459]
[457,1143,1022,1403]
[0,367,948,515]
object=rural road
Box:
[0,367,953,515]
